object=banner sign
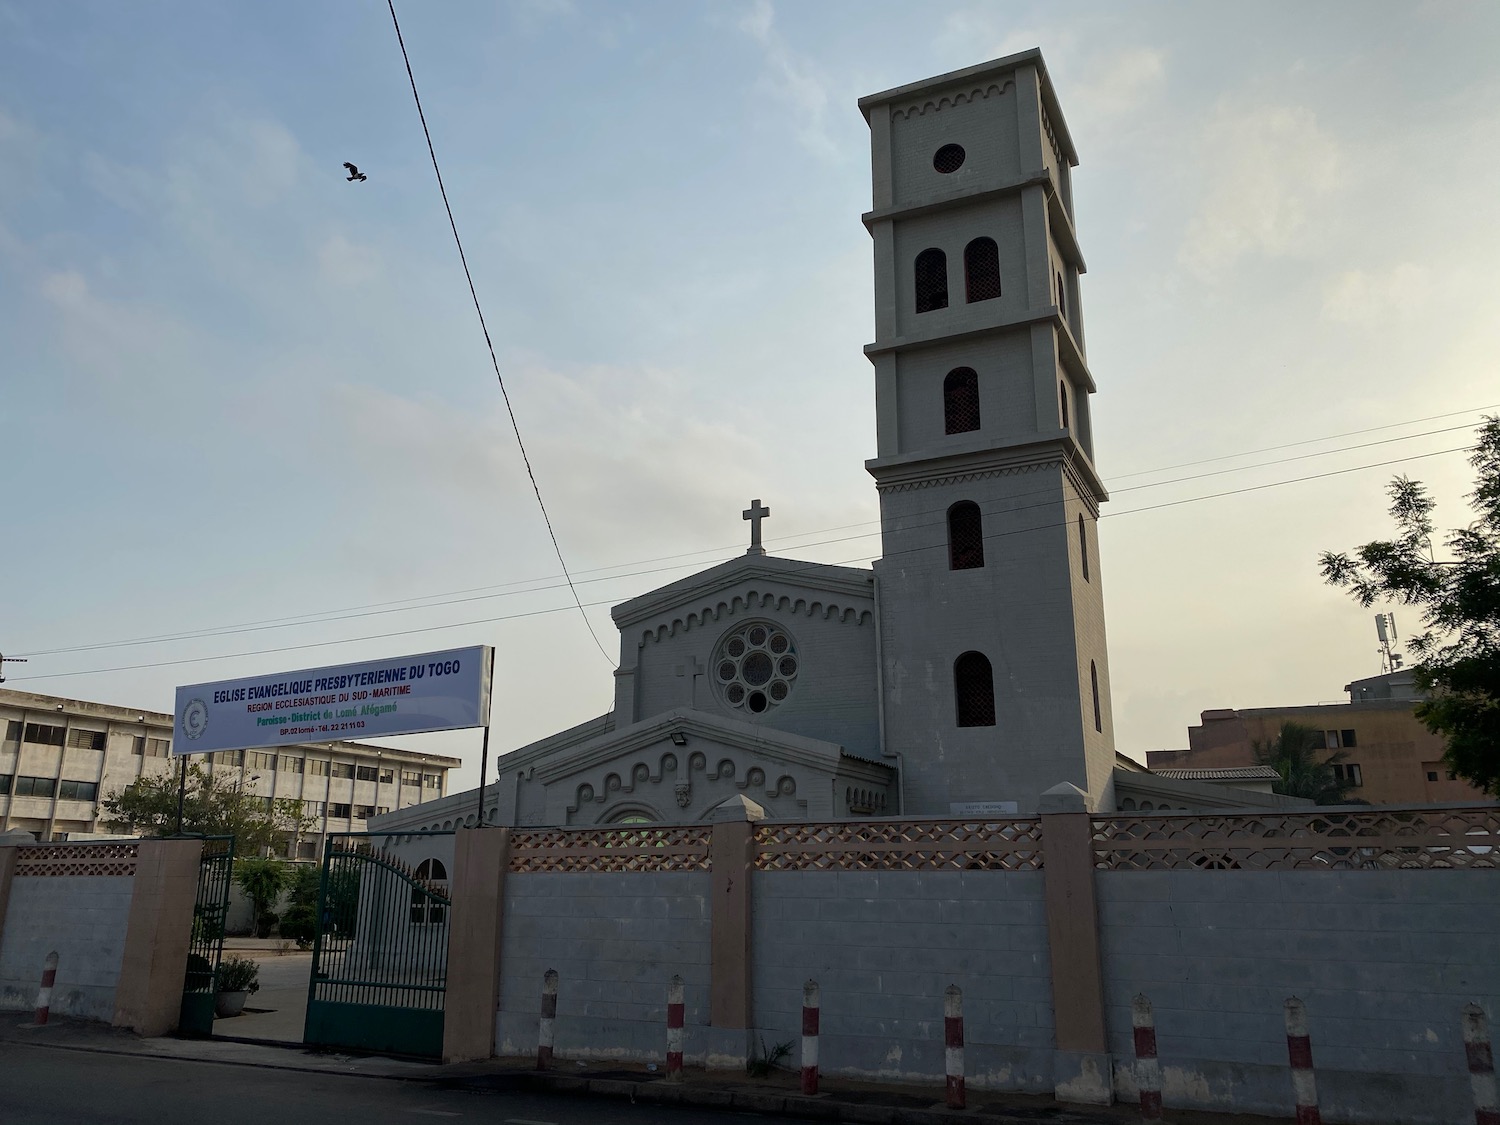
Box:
[173,646,492,755]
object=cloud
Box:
[317,234,382,285]
[734,0,839,162]
[35,269,198,386]
[1321,263,1432,325]
[1071,47,1166,122]
[1179,103,1342,279]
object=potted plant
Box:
[214,955,260,1018]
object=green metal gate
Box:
[304,831,453,1058]
[180,835,235,1037]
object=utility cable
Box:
[385,0,614,666]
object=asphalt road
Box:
[0,1044,804,1125]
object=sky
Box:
[4,0,1499,794]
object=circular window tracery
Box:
[713,620,799,715]
[933,143,966,173]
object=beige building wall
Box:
[0,689,460,849]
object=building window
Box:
[0,776,10,795]
[1057,270,1066,318]
[328,802,352,819]
[1079,515,1090,582]
[1340,729,1357,748]
[250,795,273,812]
[305,801,326,817]
[954,651,996,727]
[355,765,379,782]
[932,143,965,173]
[1059,381,1070,429]
[1426,771,1438,782]
[964,237,1001,302]
[354,805,376,820]
[23,723,67,747]
[411,859,448,926]
[948,502,985,570]
[331,763,355,780]
[379,769,394,784]
[68,729,107,751]
[713,620,800,715]
[308,759,330,777]
[131,736,145,756]
[423,773,441,789]
[280,756,304,774]
[401,770,422,785]
[214,750,244,766]
[14,776,57,798]
[248,751,277,771]
[3,720,19,742]
[915,248,948,313]
[943,367,980,435]
[1090,661,1102,732]
[1332,763,1363,787]
[57,780,99,802]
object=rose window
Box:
[714,621,798,715]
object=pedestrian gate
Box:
[304,831,454,1058]
[180,835,235,1037]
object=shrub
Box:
[217,955,260,994]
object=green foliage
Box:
[216,954,260,994]
[1252,721,1361,805]
[746,1037,794,1077]
[278,863,322,947]
[234,857,290,917]
[1321,416,1500,795]
[99,762,315,855]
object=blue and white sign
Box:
[173,646,492,755]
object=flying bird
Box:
[343,162,367,182]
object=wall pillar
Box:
[0,843,19,951]
[1039,783,1111,1105]
[442,826,509,1063]
[113,837,202,1036]
[707,795,762,1069]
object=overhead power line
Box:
[11,442,1470,684]
[385,0,614,667]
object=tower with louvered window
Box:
[861,50,1116,815]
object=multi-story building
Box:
[0,688,460,854]
[1146,671,1489,805]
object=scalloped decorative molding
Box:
[640,589,873,644]
[891,79,1013,123]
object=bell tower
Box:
[861,51,1117,815]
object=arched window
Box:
[411,858,449,926]
[915,249,948,313]
[1078,514,1089,582]
[1090,661,1102,732]
[943,367,980,434]
[965,238,1001,302]
[1059,381,1070,429]
[954,652,996,727]
[1056,270,1066,318]
[948,501,984,570]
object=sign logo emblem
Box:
[181,698,210,740]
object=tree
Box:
[1252,721,1362,805]
[100,761,314,855]
[235,856,290,938]
[1321,415,1500,796]
[277,863,322,948]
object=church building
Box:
[375,50,1280,835]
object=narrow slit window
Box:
[943,367,980,434]
[948,502,984,570]
[1060,381,1070,429]
[1090,661,1102,732]
[915,248,949,313]
[1057,270,1066,318]
[1079,514,1089,582]
[955,652,996,727]
[964,237,1001,302]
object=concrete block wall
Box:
[1097,869,1500,1124]
[0,874,134,1021]
[751,870,1054,1091]
[495,871,712,1063]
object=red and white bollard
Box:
[1285,996,1321,1125]
[537,968,558,1070]
[666,974,685,1081]
[801,978,820,1096]
[944,984,965,1109]
[1463,1003,1499,1125]
[33,951,59,1026]
[1132,993,1163,1121]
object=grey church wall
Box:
[1059,470,1115,809]
[750,870,1055,1092]
[889,200,1030,345]
[1096,869,1500,1123]
[886,78,1023,204]
[0,874,133,1021]
[891,330,1037,455]
[495,871,713,1063]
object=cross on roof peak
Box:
[742,499,770,556]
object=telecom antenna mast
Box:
[1374,614,1403,674]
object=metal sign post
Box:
[474,647,496,829]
